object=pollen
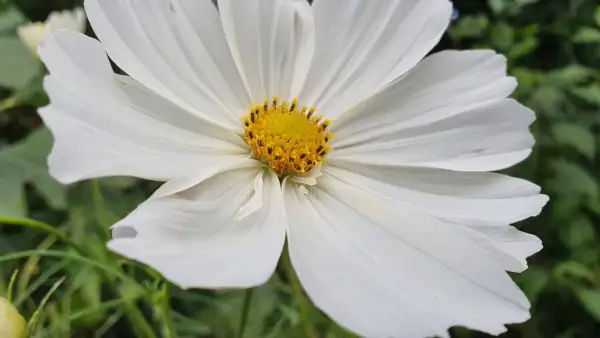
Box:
[242,97,334,176]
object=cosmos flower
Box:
[0,297,26,338]
[39,0,548,337]
[17,7,86,57]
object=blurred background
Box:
[1,0,600,337]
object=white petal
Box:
[17,23,46,55]
[289,163,323,186]
[84,0,248,128]
[330,50,531,172]
[299,0,452,118]
[285,175,531,338]
[39,31,246,184]
[331,98,534,172]
[109,168,286,289]
[46,7,87,33]
[219,0,315,101]
[471,226,542,272]
[324,164,548,227]
[324,164,547,272]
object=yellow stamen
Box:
[242,97,333,176]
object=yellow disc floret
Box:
[243,97,334,176]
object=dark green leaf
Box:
[573,27,600,44]
[551,123,596,160]
[575,288,600,322]
[0,36,39,89]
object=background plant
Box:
[1,0,599,337]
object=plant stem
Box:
[0,217,84,255]
[124,302,157,338]
[236,288,254,338]
[281,244,317,338]
[160,283,177,338]
[0,95,18,111]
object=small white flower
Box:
[39,0,549,337]
[18,8,86,56]
[0,297,26,338]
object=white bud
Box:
[17,8,86,57]
[0,297,26,338]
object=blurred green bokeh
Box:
[1,0,600,337]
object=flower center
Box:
[242,97,333,177]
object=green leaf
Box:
[488,0,505,14]
[547,64,594,88]
[0,6,25,32]
[0,166,25,217]
[449,14,489,39]
[515,267,549,304]
[554,261,595,284]
[572,84,600,106]
[509,0,540,15]
[528,86,565,116]
[573,27,600,44]
[594,7,600,28]
[516,0,539,6]
[548,159,598,200]
[490,23,515,50]
[559,216,596,250]
[575,288,600,322]
[551,123,596,160]
[0,128,67,215]
[0,36,40,89]
[508,36,538,60]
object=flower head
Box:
[18,8,86,57]
[0,297,26,338]
[39,0,548,337]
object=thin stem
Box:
[7,269,19,302]
[236,288,254,338]
[91,179,111,240]
[0,95,18,111]
[28,277,66,335]
[281,244,316,338]
[124,302,158,338]
[160,283,177,338]
[0,250,139,285]
[0,217,85,255]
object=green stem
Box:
[236,288,254,338]
[124,301,158,338]
[0,95,18,111]
[0,217,85,255]
[281,244,316,338]
[160,283,177,338]
[91,179,111,240]
[0,250,138,285]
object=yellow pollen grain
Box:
[242,97,334,176]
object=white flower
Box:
[38,0,549,337]
[0,297,26,338]
[18,8,86,56]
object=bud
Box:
[0,297,26,338]
[17,8,86,57]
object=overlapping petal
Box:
[110,168,286,289]
[330,50,531,172]
[39,31,247,184]
[322,164,546,272]
[299,0,452,118]
[219,0,315,101]
[84,0,250,128]
[285,175,531,337]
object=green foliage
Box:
[0,128,66,217]
[1,0,600,337]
